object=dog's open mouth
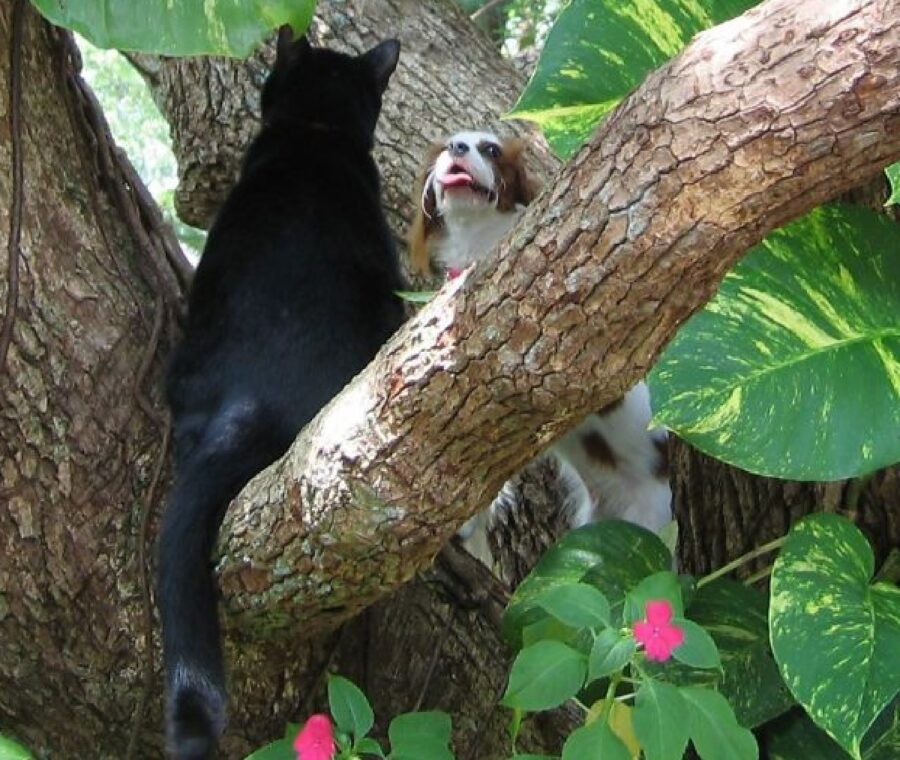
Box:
[439,164,492,197]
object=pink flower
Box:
[633,599,685,662]
[294,714,336,760]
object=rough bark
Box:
[209,0,900,639]
[4,0,900,758]
[0,3,180,756]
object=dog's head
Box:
[409,132,538,274]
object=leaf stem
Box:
[601,671,623,724]
[697,535,786,588]
[743,565,773,586]
[844,474,872,510]
[874,548,900,584]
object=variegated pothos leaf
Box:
[507,0,759,157]
[649,204,900,481]
[886,162,900,206]
[769,514,900,759]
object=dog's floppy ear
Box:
[408,141,445,274]
[499,138,540,208]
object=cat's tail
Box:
[158,469,229,760]
[158,398,288,760]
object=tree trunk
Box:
[2,1,899,758]
[0,3,180,756]
[0,3,568,757]
[673,439,900,578]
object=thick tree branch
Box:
[216,0,900,636]
[3,1,898,755]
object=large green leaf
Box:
[328,675,374,741]
[536,581,611,629]
[31,0,315,56]
[588,627,637,681]
[686,580,794,728]
[770,514,900,759]
[507,0,758,157]
[562,720,631,760]
[886,163,900,206]
[503,521,672,649]
[672,619,721,670]
[388,712,454,760]
[0,736,33,760]
[681,687,758,760]
[502,641,588,711]
[767,701,900,760]
[632,680,690,760]
[649,204,900,481]
[355,737,385,758]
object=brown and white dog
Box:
[409,131,538,278]
[409,131,672,559]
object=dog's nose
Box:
[449,141,470,157]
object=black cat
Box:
[158,28,404,759]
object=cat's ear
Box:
[359,39,401,94]
[275,26,311,69]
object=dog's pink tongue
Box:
[441,172,473,188]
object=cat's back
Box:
[169,130,403,420]
[206,132,390,275]
[188,128,397,322]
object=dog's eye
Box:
[481,143,501,159]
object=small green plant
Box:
[500,521,756,760]
[245,675,455,760]
[498,516,899,759]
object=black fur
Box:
[158,28,403,759]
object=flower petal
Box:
[294,714,336,760]
[645,600,674,626]
[645,638,671,661]
[633,621,655,646]
[660,623,685,650]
